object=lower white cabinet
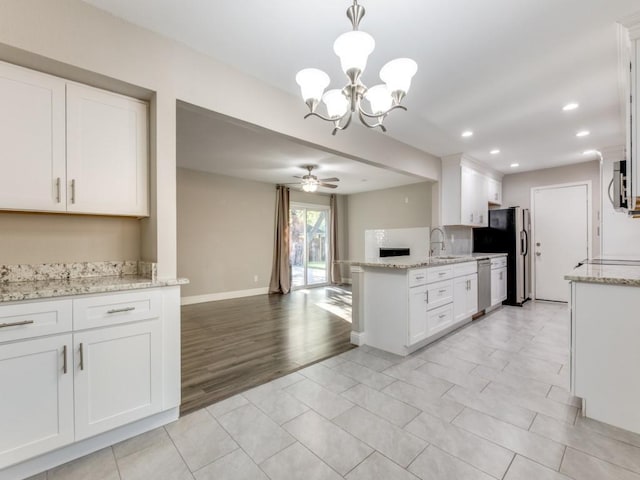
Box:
[491,266,507,306]
[408,285,428,345]
[454,274,478,322]
[73,319,163,440]
[0,287,180,471]
[0,334,74,467]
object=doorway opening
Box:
[290,203,330,288]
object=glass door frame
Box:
[290,202,331,290]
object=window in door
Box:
[290,204,329,288]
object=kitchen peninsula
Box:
[342,254,507,356]
[566,261,640,435]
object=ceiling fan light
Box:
[380,58,418,96]
[333,31,375,76]
[295,68,330,102]
[365,84,393,115]
[322,89,349,119]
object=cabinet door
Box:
[491,269,500,306]
[0,61,66,212]
[466,274,478,317]
[453,276,469,323]
[66,83,149,216]
[0,335,73,468]
[408,286,428,345]
[488,178,502,205]
[499,267,508,301]
[460,166,475,225]
[74,319,162,440]
[474,174,489,226]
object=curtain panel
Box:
[269,185,291,294]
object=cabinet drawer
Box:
[491,256,507,269]
[427,303,454,336]
[453,261,478,277]
[74,290,161,330]
[408,268,428,287]
[427,265,453,284]
[426,280,453,311]
[0,299,72,343]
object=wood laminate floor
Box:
[180,285,354,414]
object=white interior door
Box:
[533,184,589,302]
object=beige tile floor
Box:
[26,301,640,479]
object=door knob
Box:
[536,252,541,256]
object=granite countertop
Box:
[0,261,189,303]
[565,264,640,286]
[0,276,189,303]
[337,253,507,270]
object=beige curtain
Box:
[269,185,291,294]
[329,194,341,284]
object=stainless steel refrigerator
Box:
[473,207,531,306]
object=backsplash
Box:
[0,260,157,283]
[443,226,473,255]
[364,227,430,261]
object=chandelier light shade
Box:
[295,0,417,135]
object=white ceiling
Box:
[177,103,425,194]
[84,0,639,173]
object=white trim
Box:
[181,287,269,305]
[342,277,353,285]
[350,331,366,346]
[530,180,592,301]
[2,408,179,480]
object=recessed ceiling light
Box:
[461,131,473,138]
[490,149,500,155]
[576,130,590,137]
[563,103,579,111]
[510,163,520,168]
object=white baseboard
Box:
[181,287,269,306]
[342,277,352,285]
[350,331,366,346]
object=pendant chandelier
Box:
[295,0,417,135]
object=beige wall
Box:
[502,160,600,256]
[0,213,141,264]
[0,0,440,280]
[346,182,433,262]
[177,168,275,298]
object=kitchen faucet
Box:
[429,227,446,258]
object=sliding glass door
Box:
[290,204,329,288]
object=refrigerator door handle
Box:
[521,229,529,256]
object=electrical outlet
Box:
[253,275,259,283]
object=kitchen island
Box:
[566,262,640,435]
[341,254,506,356]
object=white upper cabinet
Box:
[0,61,149,217]
[487,177,502,205]
[66,84,148,216]
[0,62,66,212]
[441,154,502,227]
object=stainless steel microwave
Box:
[611,160,628,211]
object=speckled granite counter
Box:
[565,264,640,286]
[338,253,507,269]
[0,261,189,303]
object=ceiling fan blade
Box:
[319,177,340,182]
[319,182,338,189]
[293,175,303,179]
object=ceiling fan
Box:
[287,165,340,192]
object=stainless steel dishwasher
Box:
[477,259,491,312]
